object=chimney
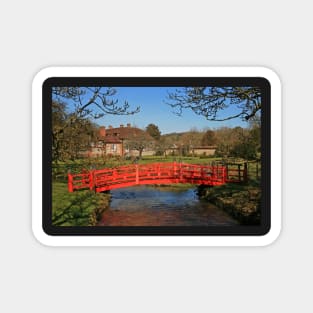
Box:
[127,123,131,127]
[99,126,106,137]
[109,125,113,129]
[120,124,124,128]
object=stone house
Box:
[165,144,217,157]
[83,124,155,157]
[191,146,217,156]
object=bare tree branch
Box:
[166,87,261,121]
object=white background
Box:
[0,0,311,312]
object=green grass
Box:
[139,155,222,164]
[52,182,110,226]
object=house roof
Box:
[192,146,217,149]
[99,135,122,144]
[99,126,154,142]
[106,126,149,139]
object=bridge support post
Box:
[223,167,227,183]
[89,171,94,191]
[225,164,229,181]
[238,164,241,182]
[172,162,177,183]
[211,165,215,182]
[179,162,182,181]
[68,173,73,193]
[136,164,139,184]
[243,162,248,183]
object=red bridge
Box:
[68,162,247,193]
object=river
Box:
[98,185,238,226]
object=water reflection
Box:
[98,185,238,226]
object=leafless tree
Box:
[166,87,261,121]
[52,87,140,162]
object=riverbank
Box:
[197,182,261,225]
[52,182,111,226]
[52,180,260,226]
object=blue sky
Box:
[61,87,249,134]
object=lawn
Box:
[52,181,110,226]
[139,155,223,165]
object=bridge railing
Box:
[68,162,228,193]
[224,162,248,183]
[67,170,93,193]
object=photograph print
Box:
[45,77,270,235]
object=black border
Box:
[43,77,271,236]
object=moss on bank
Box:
[197,182,261,225]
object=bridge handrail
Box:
[67,162,244,193]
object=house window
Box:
[111,144,117,152]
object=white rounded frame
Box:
[32,66,281,246]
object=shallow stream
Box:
[98,185,237,226]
